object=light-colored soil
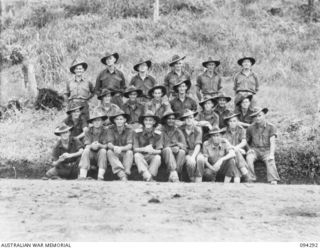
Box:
[0,180,319,242]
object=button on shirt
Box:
[145,99,170,118]
[203,138,232,164]
[164,70,191,96]
[52,137,83,163]
[106,125,133,146]
[196,71,222,95]
[233,70,259,93]
[246,121,277,150]
[95,68,126,95]
[161,126,187,151]
[214,106,232,128]
[133,129,163,150]
[223,125,246,146]
[129,74,157,97]
[122,100,144,123]
[196,110,219,127]
[180,125,202,154]
[84,127,107,145]
[170,96,198,115]
[65,77,94,100]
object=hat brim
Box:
[133,60,152,72]
[70,62,88,74]
[249,108,269,117]
[148,85,167,98]
[161,112,180,124]
[98,90,121,100]
[66,105,84,114]
[223,113,240,125]
[138,115,160,126]
[169,56,186,66]
[237,57,256,66]
[123,89,143,98]
[179,111,198,120]
[101,53,119,65]
[87,115,108,123]
[208,130,224,135]
[236,94,253,106]
[109,113,131,124]
[202,60,220,68]
[54,126,73,136]
[215,95,232,103]
[199,98,217,108]
[173,80,191,93]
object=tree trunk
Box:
[308,0,314,22]
[22,60,38,102]
[153,0,159,22]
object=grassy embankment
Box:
[0,0,319,182]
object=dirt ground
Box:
[0,179,319,242]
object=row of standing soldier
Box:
[43,53,280,184]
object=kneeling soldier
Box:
[246,108,280,184]
[78,110,108,180]
[179,109,206,182]
[161,109,187,182]
[133,110,163,181]
[44,124,83,180]
[107,109,133,181]
[203,127,240,183]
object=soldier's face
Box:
[153,89,163,100]
[166,115,175,127]
[129,92,138,101]
[174,61,183,71]
[254,112,265,124]
[185,115,194,126]
[114,115,126,127]
[241,98,251,109]
[102,94,112,104]
[74,65,84,76]
[204,100,213,111]
[210,133,220,144]
[144,117,155,129]
[71,108,81,119]
[206,62,216,71]
[138,63,148,73]
[218,98,227,107]
[106,56,116,66]
[92,118,103,128]
[242,59,252,69]
[60,131,70,140]
[178,83,187,94]
[228,117,238,129]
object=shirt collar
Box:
[255,121,267,128]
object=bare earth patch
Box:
[0,180,319,242]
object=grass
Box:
[0,0,320,182]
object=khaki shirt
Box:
[180,125,202,154]
[84,126,107,145]
[129,74,157,97]
[64,115,87,138]
[196,110,219,127]
[233,70,259,93]
[133,128,163,150]
[145,99,170,118]
[196,71,222,95]
[203,138,233,164]
[246,121,277,150]
[52,137,83,163]
[223,125,246,146]
[65,77,94,100]
[214,106,232,128]
[170,95,198,115]
[161,126,187,151]
[106,125,133,146]
[95,68,126,95]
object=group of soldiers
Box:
[43,52,281,184]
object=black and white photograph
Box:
[0,0,319,246]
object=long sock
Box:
[98,169,106,179]
[79,169,88,178]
